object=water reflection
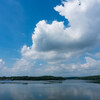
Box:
[0,80,63,84]
[0,80,100,100]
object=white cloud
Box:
[0,59,5,66]
[0,59,10,76]
[40,57,100,76]
[21,0,100,63]
[15,0,100,76]
[1,0,100,76]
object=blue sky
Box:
[0,0,100,76]
[0,0,67,67]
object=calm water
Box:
[0,80,100,100]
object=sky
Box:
[0,0,100,76]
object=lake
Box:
[0,80,100,100]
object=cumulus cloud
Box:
[21,0,100,63]
[1,0,100,76]
[37,57,100,76]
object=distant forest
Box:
[67,75,100,80]
[0,76,66,80]
[67,75,100,83]
[0,75,100,83]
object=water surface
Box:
[0,80,100,100]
